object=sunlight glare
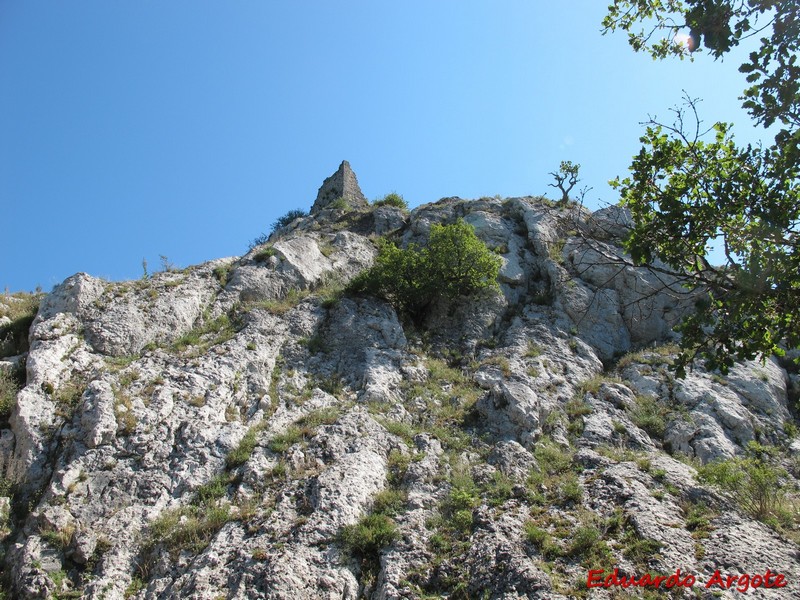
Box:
[674,32,698,53]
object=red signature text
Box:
[586,568,787,593]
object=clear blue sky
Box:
[1,1,765,292]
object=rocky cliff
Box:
[1,165,799,599]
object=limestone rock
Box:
[2,191,798,600]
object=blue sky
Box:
[1,1,765,292]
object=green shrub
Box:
[565,398,592,418]
[302,334,327,354]
[387,450,411,486]
[438,468,479,534]
[298,407,341,428]
[373,192,408,210]
[340,513,399,558]
[328,197,351,211]
[524,342,542,358]
[270,208,307,233]
[697,442,790,523]
[683,501,714,537]
[124,577,145,598]
[447,487,478,513]
[212,265,231,287]
[622,534,663,566]
[252,247,276,263]
[568,525,601,557]
[485,470,513,506]
[372,488,407,516]
[0,369,18,420]
[558,473,583,504]
[348,219,501,319]
[524,522,561,559]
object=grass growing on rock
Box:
[52,376,89,420]
[113,387,137,436]
[171,310,244,354]
[145,503,232,559]
[0,292,41,357]
[246,289,310,316]
[398,357,482,441]
[0,369,19,420]
[628,394,667,440]
[697,441,799,537]
[267,425,307,453]
[226,422,266,468]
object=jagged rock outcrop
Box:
[0,165,798,599]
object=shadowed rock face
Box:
[311,160,369,214]
[1,182,799,599]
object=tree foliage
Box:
[549,161,582,206]
[349,220,501,319]
[603,1,800,374]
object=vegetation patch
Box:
[246,288,309,316]
[212,265,231,287]
[327,197,351,211]
[171,310,244,354]
[0,369,19,421]
[340,513,399,572]
[576,374,620,397]
[628,394,667,440]
[524,522,561,559]
[270,208,307,234]
[144,503,232,560]
[524,342,543,358]
[392,356,482,450]
[252,247,276,263]
[267,425,308,453]
[347,219,501,320]
[372,192,408,210]
[616,344,679,370]
[372,488,408,517]
[697,441,797,533]
[39,523,76,551]
[226,422,265,468]
[53,376,88,420]
[387,450,412,487]
[113,388,137,436]
[193,473,235,506]
[0,292,41,358]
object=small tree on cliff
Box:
[549,161,582,206]
[349,220,501,319]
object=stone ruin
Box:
[310,160,369,214]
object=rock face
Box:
[1,178,799,599]
[311,160,369,214]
